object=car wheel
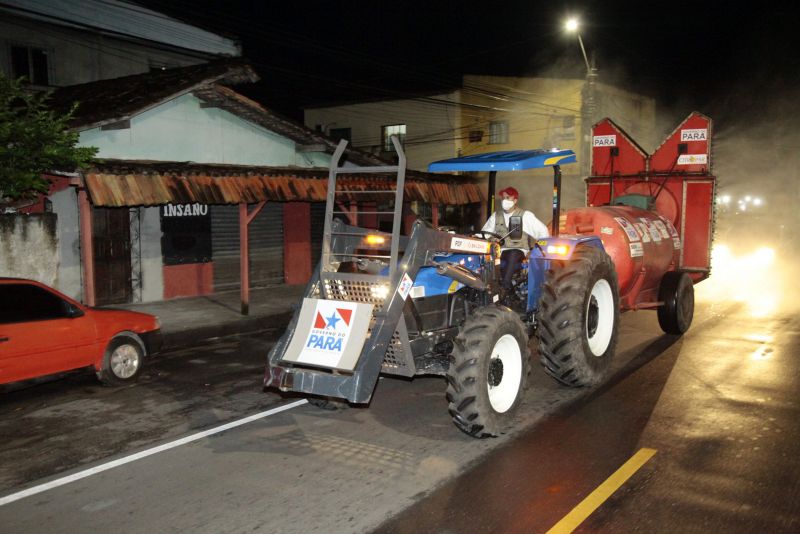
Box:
[97,334,145,386]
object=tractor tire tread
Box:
[446,306,530,438]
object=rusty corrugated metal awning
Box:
[84,161,484,207]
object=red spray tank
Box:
[570,112,716,311]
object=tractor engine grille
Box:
[382,330,406,371]
[319,275,414,377]
[322,278,386,309]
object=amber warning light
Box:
[364,235,386,245]
[547,244,570,256]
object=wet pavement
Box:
[0,335,280,489]
[1,259,799,532]
[114,284,304,351]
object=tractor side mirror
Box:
[509,215,523,240]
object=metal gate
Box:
[211,203,284,290]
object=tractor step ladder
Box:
[317,136,415,377]
[321,135,406,281]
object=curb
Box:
[160,311,293,351]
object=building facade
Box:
[0,0,239,88]
[305,75,656,218]
[9,62,481,307]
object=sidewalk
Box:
[115,284,305,351]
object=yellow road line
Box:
[546,447,658,534]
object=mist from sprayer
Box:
[466,48,799,318]
[691,90,800,316]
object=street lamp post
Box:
[565,18,598,180]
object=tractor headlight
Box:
[546,244,570,256]
[371,284,390,300]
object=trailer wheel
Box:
[537,245,619,387]
[657,271,694,335]
[446,306,530,438]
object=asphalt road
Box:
[1,263,798,533]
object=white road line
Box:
[0,399,308,507]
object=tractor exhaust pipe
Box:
[435,263,486,291]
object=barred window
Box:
[489,121,508,144]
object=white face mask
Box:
[501,199,515,211]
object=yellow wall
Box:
[455,75,656,220]
[456,76,585,219]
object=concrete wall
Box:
[0,14,211,88]
[51,187,82,300]
[79,93,332,168]
[304,93,461,172]
[0,213,59,286]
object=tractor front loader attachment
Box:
[265,136,494,404]
[266,220,475,403]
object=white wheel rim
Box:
[111,344,140,379]
[487,334,523,413]
[586,279,614,357]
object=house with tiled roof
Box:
[19,61,483,307]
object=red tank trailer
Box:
[568,112,715,318]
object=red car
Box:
[0,278,162,386]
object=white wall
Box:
[80,93,332,168]
[304,93,460,172]
[52,187,82,300]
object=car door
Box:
[0,283,97,384]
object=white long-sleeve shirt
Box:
[482,210,549,251]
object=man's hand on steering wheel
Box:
[472,230,505,245]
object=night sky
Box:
[139,0,800,122]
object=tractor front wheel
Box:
[537,245,619,387]
[446,306,530,438]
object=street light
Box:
[565,18,591,73]
[564,17,598,178]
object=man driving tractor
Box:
[482,186,549,292]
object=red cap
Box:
[498,186,519,199]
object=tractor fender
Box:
[526,235,606,312]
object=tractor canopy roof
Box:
[428,149,576,172]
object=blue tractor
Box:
[265,137,619,437]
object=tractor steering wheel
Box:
[472,230,505,244]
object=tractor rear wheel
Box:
[446,306,530,438]
[537,245,619,387]
[657,271,694,335]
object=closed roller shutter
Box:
[310,202,326,271]
[211,203,284,290]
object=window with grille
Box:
[382,124,406,151]
[489,121,508,144]
[10,45,50,85]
